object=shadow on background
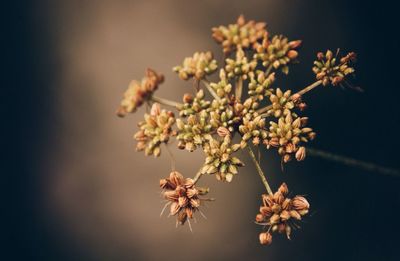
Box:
[6,0,400,260]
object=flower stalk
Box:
[151,95,182,108]
[257,80,322,115]
[248,146,273,195]
[202,79,221,101]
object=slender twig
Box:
[296,80,322,96]
[247,146,273,195]
[151,95,182,108]
[164,144,176,171]
[307,148,400,177]
[193,170,203,184]
[201,79,221,101]
[257,80,323,115]
[235,77,243,100]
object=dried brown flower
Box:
[256,183,310,245]
[312,49,356,86]
[160,171,209,226]
[117,68,164,117]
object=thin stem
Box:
[307,148,400,177]
[151,95,182,108]
[257,80,323,115]
[247,146,273,195]
[193,170,203,184]
[164,144,176,171]
[235,77,243,101]
[296,80,322,96]
[201,79,221,101]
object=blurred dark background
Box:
[5,0,400,260]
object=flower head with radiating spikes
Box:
[256,183,310,245]
[160,171,209,227]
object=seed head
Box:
[117,68,164,116]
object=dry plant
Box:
[116,15,357,245]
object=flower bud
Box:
[150,103,161,116]
[217,126,230,137]
[295,146,306,161]
[292,196,310,212]
[287,50,298,60]
[278,183,289,196]
[183,93,194,103]
[259,232,273,245]
[256,213,264,223]
[288,40,302,49]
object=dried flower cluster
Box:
[117,68,164,117]
[256,183,310,245]
[160,171,209,226]
[173,51,218,81]
[134,103,176,157]
[117,15,357,245]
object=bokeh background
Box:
[7,0,400,260]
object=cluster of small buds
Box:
[267,88,301,118]
[117,14,358,245]
[239,113,268,146]
[225,47,257,80]
[233,97,260,117]
[160,171,209,226]
[266,114,315,162]
[176,110,213,152]
[256,183,310,245]
[177,90,210,117]
[117,68,164,117]
[254,34,302,75]
[134,103,176,157]
[209,69,233,98]
[201,136,244,182]
[235,98,268,146]
[248,70,276,101]
[313,50,356,86]
[208,98,239,133]
[173,51,218,81]
[212,15,266,54]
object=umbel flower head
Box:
[160,171,209,226]
[254,33,302,75]
[267,88,296,118]
[173,51,218,81]
[201,136,244,182]
[313,49,356,86]
[176,110,213,152]
[212,14,266,54]
[209,69,233,98]
[256,183,310,245]
[225,47,257,80]
[134,103,176,157]
[177,90,210,117]
[116,14,359,246]
[117,68,164,117]
[248,70,276,101]
[265,113,315,163]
